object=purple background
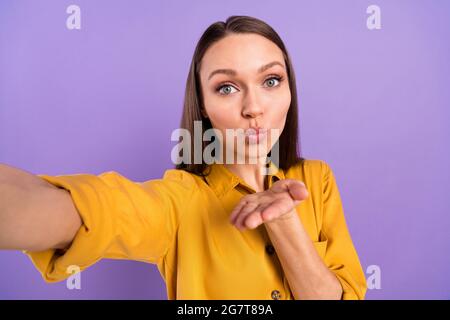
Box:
[1,0,449,299]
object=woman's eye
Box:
[217,84,238,95]
[264,76,282,88]
[216,76,283,95]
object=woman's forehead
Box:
[200,34,285,78]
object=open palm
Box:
[229,179,309,230]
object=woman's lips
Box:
[245,128,268,144]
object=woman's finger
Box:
[287,181,308,201]
[230,193,260,224]
[244,203,269,229]
[234,201,259,229]
[261,198,292,222]
[229,199,248,224]
[271,179,308,201]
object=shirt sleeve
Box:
[318,161,367,300]
[22,168,195,283]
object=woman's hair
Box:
[176,15,304,176]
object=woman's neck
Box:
[224,157,269,192]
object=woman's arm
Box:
[0,163,82,251]
[264,213,343,299]
[230,161,367,300]
[230,178,341,298]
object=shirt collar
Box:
[203,161,285,198]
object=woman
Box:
[1,15,366,300]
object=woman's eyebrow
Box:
[207,61,285,81]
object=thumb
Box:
[288,180,309,201]
[272,179,309,201]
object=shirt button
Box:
[265,244,275,255]
[271,290,282,300]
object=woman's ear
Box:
[201,109,208,118]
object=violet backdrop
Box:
[0,0,449,299]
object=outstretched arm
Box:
[0,163,82,251]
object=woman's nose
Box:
[242,105,263,119]
[241,92,264,119]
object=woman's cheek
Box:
[208,109,240,131]
[279,87,292,111]
[268,101,289,125]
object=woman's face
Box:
[199,33,291,164]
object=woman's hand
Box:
[229,179,309,230]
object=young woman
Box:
[0,16,366,300]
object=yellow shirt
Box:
[23,159,367,300]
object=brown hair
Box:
[176,15,304,176]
